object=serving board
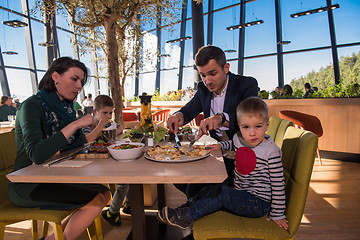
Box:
[75,152,110,159]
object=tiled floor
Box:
[4,158,360,240]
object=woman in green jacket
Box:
[8,57,111,240]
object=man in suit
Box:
[167,45,258,198]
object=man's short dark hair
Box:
[194,45,226,68]
[94,95,114,110]
[304,83,311,89]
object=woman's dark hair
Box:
[282,84,293,96]
[0,96,9,105]
[195,45,226,68]
[38,57,88,91]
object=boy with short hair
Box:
[83,95,129,226]
[83,95,123,142]
[158,97,288,230]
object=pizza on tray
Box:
[146,144,210,161]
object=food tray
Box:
[144,152,209,163]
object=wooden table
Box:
[7,149,227,240]
[0,121,14,133]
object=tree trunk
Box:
[104,20,123,124]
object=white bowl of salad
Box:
[107,142,145,161]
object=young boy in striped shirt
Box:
[158,97,288,230]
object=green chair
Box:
[0,131,103,240]
[266,116,293,148]
[193,126,318,240]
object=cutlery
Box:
[46,145,90,167]
[186,134,196,151]
[174,133,182,148]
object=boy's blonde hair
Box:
[236,97,269,123]
[94,95,114,110]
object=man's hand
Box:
[166,112,184,134]
[197,114,223,139]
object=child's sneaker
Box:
[122,203,131,215]
[101,209,121,227]
[164,206,191,230]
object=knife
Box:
[174,133,182,148]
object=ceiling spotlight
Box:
[2,51,18,55]
[278,41,291,45]
[3,20,28,28]
[227,20,264,31]
[290,4,340,18]
[38,42,55,47]
[224,49,236,53]
[166,36,192,44]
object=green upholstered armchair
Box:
[266,116,293,148]
[0,131,102,240]
[193,126,318,240]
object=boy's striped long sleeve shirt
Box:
[220,133,286,220]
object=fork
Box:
[186,133,197,151]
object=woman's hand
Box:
[61,114,94,140]
[76,114,95,128]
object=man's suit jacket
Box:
[179,72,258,141]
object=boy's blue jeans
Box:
[109,184,129,213]
[187,184,270,221]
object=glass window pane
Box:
[333,0,360,44]
[99,77,109,96]
[161,24,180,70]
[244,56,277,92]
[228,59,239,74]
[82,76,97,98]
[184,20,194,67]
[142,32,158,72]
[338,46,360,86]
[3,0,22,12]
[6,69,33,101]
[0,12,29,68]
[186,0,192,18]
[282,0,331,51]
[160,69,178,95]
[139,72,156,95]
[55,10,70,30]
[57,29,75,58]
[31,20,47,70]
[182,66,195,90]
[212,6,239,52]
[124,74,135,100]
[245,0,276,56]
[214,0,240,11]
[284,49,334,91]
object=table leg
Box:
[157,184,166,209]
[129,184,146,240]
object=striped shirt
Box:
[220,133,286,220]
